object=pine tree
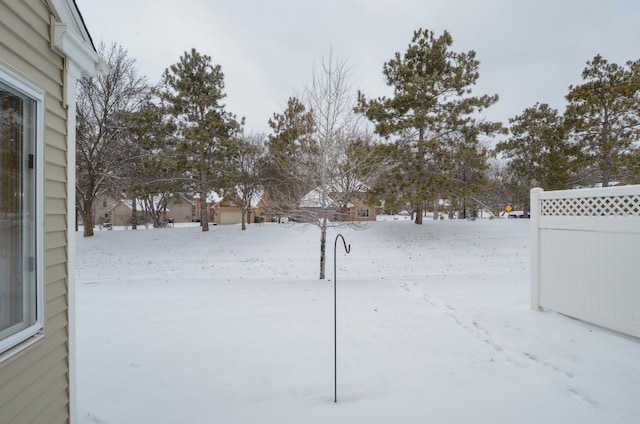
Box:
[158,49,243,231]
[565,55,640,187]
[356,28,501,223]
[264,96,317,214]
[123,97,185,228]
[496,103,575,204]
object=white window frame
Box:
[0,65,45,355]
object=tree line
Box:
[77,28,640,240]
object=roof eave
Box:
[49,0,108,76]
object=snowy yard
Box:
[76,219,640,423]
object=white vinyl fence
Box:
[530,185,640,338]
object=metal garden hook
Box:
[334,233,350,403]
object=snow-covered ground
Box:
[76,218,640,424]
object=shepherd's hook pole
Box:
[334,233,350,403]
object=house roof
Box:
[194,189,261,208]
[299,189,325,208]
[113,199,148,212]
[299,189,355,208]
[194,192,222,204]
[114,194,195,212]
[236,188,263,208]
[58,0,95,48]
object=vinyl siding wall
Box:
[0,0,70,423]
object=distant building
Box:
[109,194,196,227]
[297,188,377,222]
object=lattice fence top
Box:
[541,195,640,217]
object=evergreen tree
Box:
[445,127,493,219]
[357,28,501,223]
[496,103,575,205]
[158,49,243,231]
[565,55,640,187]
[264,96,317,215]
[123,97,185,228]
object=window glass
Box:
[0,78,39,350]
[358,208,369,218]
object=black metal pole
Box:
[334,234,350,403]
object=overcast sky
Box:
[76,0,639,136]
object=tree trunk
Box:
[199,168,209,231]
[415,125,425,226]
[319,215,327,279]
[131,196,138,230]
[602,168,611,187]
[415,204,423,224]
[82,198,94,237]
[200,193,209,231]
[241,208,247,231]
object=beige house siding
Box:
[163,195,196,223]
[148,195,197,224]
[0,0,71,423]
[107,195,196,227]
[347,196,377,222]
[211,198,245,225]
[90,193,120,226]
[219,210,243,225]
[109,200,136,226]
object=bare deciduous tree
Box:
[76,42,149,237]
[266,51,377,279]
[236,132,266,230]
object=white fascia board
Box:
[52,22,106,76]
[49,0,92,42]
[49,0,107,76]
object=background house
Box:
[92,192,121,225]
[253,192,278,222]
[297,188,377,222]
[109,194,196,227]
[0,1,104,423]
[109,199,146,226]
[211,197,243,225]
[162,194,196,223]
[193,191,261,225]
[345,194,377,222]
